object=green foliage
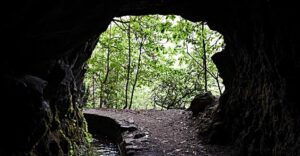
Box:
[83,15,224,110]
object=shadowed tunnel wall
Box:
[0,0,299,155]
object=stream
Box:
[91,135,120,156]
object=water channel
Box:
[91,135,120,156]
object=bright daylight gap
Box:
[83,15,225,110]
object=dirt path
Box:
[84,109,231,156]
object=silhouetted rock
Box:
[189,92,215,116]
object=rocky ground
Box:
[84,108,233,156]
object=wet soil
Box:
[84,108,233,156]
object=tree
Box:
[83,15,225,109]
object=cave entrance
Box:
[83,15,225,155]
[83,15,225,110]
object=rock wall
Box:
[1,1,120,155]
[0,0,299,155]
[210,1,300,155]
[0,36,99,155]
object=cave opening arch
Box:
[82,14,227,155]
[1,1,299,156]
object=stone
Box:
[134,133,146,139]
[188,91,215,116]
[118,120,138,132]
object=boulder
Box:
[189,92,215,116]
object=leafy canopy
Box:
[83,15,225,110]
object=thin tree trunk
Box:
[124,21,131,109]
[187,39,222,95]
[92,76,96,108]
[99,26,111,108]
[201,22,208,92]
[100,43,110,107]
[82,84,89,106]
[216,73,222,95]
[99,84,104,108]
[162,86,171,109]
[129,42,143,109]
[186,42,201,91]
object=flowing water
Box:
[91,135,120,156]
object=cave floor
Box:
[84,108,232,156]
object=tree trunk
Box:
[129,42,143,109]
[99,84,103,108]
[92,75,96,108]
[202,22,208,92]
[216,73,222,95]
[124,20,131,109]
[100,26,112,108]
[82,84,89,106]
[100,41,111,108]
[186,42,201,91]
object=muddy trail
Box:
[84,108,233,156]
